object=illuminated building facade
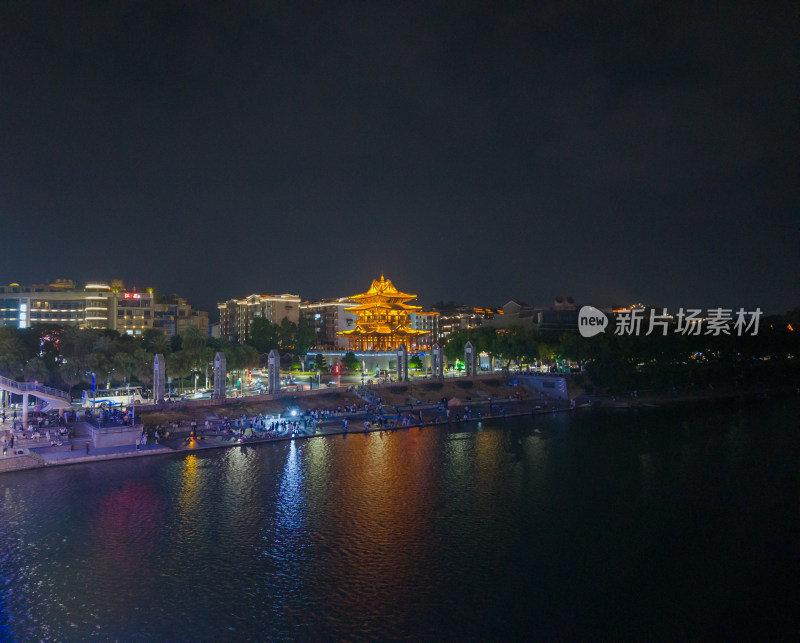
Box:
[338,275,436,351]
[432,302,501,343]
[217,293,300,344]
[0,281,208,336]
[300,298,357,349]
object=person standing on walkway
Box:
[85,441,90,454]
[3,437,7,456]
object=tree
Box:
[16,328,44,362]
[143,328,170,355]
[279,318,297,351]
[557,333,592,370]
[57,360,86,394]
[443,328,470,362]
[294,316,316,356]
[409,355,423,371]
[92,335,116,357]
[0,328,25,378]
[166,351,191,393]
[111,352,134,385]
[57,326,97,364]
[23,357,50,383]
[496,326,535,369]
[240,344,260,370]
[474,326,500,369]
[182,324,206,355]
[87,352,113,389]
[537,341,557,369]
[35,325,63,374]
[249,318,281,353]
[342,351,359,372]
[218,343,259,391]
[314,353,326,373]
[132,349,154,387]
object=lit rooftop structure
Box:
[338,275,435,351]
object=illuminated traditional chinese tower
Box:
[338,275,432,351]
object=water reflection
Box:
[90,479,165,578]
[275,439,306,535]
[173,454,203,548]
[0,398,795,641]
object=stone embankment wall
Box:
[0,453,43,473]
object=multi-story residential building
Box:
[408,311,440,347]
[0,280,208,336]
[148,293,209,337]
[217,293,300,344]
[432,302,501,343]
[300,298,357,349]
[0,280,111,329]
[482,297,580,335]
[484,300,538,330]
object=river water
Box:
[0,397,796,641]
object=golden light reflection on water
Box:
[308,430,449,613]
[443,431,473,491]
[177,454,200,512]
[171,454,206,552]
[2,401,795,641]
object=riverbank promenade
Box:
[3,380,789,475]
[0,395,570,474]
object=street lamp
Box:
[85,371,97,409]
[127,382,136,426]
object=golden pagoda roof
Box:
[340,326,428,336]
[349,274,417,303]
[338,275,432,347]
[345,301,422,313]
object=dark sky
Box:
[1,2,796,316]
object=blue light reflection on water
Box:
[0,397,796,640]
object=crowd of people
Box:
[0,388,531,460]
[84,407,139,428]
[1,409,72,452]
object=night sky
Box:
[1,2,795,316]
